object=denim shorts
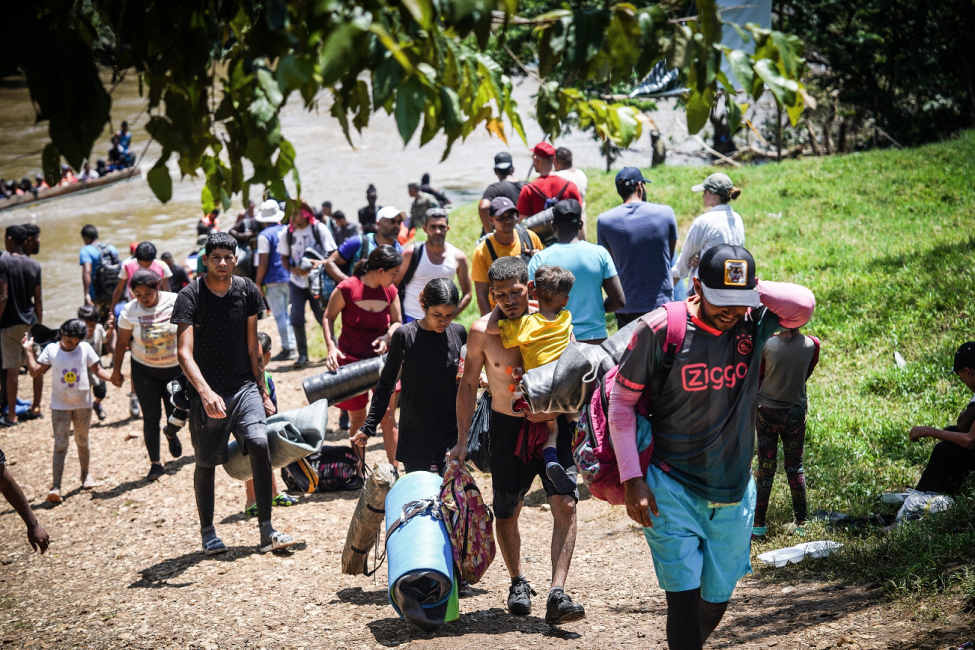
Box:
[641,464,756,603]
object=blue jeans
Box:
[264,282,296,351]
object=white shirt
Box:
[402,243,459,320]
[553,168,588,198]
[276,222,337,288]
[118,292,180,368]
[672,204,745,281]
[38,342,100,411]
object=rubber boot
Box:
[293,327,309,368]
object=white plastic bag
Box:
[757,541,844,568]
[895,489,954,524]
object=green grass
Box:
[443,133,975,606]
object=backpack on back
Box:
[439,462,496,585]
[92,243,121,300]
[571,301,687,505]
[527,179,571,213]
[483,227,534,266]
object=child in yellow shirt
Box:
[487,265,576,494]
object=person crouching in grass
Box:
[22,319,114,503]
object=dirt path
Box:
[0,320,970,649]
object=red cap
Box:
[532,142,556,158]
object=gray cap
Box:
[691,173,734,196]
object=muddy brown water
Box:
[0,72,680,324]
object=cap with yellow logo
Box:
[698,244,761,308]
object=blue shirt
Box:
[337,234,404,264]
[528,241,617,341]
[257,224,290,285]
[80,243,119,299]
[597,201,678,315]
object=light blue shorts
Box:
[642,464,756,603]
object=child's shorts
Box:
[641,464,755,603]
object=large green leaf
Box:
[319,23,364,88]
[725,49,754,93]
[147,158,173,203]
[394,77,426,144]
[685,86,714,134]
[753,58,798,107]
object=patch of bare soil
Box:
[1,321,972,649]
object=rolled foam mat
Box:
[303,355,386,405]
[385,471,456,631]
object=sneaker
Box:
[338,410,350,431]
[545,589,585,624]
[165,431,183,458]
[203,536,228,556]
[146,464,165,482]
[751,526,767,539]
[272,349,298,362]
[293,354,309,369]
[81,474,98,490]
[507,576,536,616]
[545,462,577,495]
[94,403,107,421]
[46,487,62,503]
[128,393,141,418]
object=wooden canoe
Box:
[0,165,141,213]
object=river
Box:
[0,71,700,324]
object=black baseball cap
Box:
[490,196,517,216]
[553,199,582,224]
[698,244,761,308]
[494,152,513,170]
[953,342,975,373]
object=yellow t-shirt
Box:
[471,230,545,309]
[498,310,573,370]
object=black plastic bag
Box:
[466,393,492,473]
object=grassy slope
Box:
[314,132,975,602]
[445,133,975,602]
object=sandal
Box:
[22,407,43,421]
[272,493,299,507]
[259,530,297,554]
[203,536,228,556]
[243,503,258,517]
[0,416,18,427]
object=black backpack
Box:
[281,445,363,494]
[396,243,424,295]
[92,243,121,299]
[483,227,535,265]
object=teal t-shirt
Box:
[528,241,617,341]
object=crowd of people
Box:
[0,142,972,650]
[0,122,136,200]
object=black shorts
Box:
[189,382,268,468]
[489,410,578,519]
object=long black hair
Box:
[353,245,403,277]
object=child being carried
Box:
[486,265,577,495]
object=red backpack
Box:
[439,463,496,585]
[571,302,687,505]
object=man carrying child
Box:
[450,256,585,625]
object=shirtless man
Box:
[449,256,585,625]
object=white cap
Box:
[376,206,406,222]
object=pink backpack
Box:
[439,463,496,585]
[571,302,687,505]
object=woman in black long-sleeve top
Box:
[352,278,466,474]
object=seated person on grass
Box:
[486,264,577,495]
[909,341,975,495]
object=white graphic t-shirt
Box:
[118,291,180,368]
[38,342,100,410]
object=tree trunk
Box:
[806,123,820,155]
[838,118,847,153]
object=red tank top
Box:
[337,276,398,359]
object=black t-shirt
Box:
[0,254,41,328]
[170,277,263,396]
[358,204,383,227]
[362,321,467,466]
[482,180,525,205]
[170,264,191,292]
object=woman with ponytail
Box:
[322,245,403,463]
[350,278,466,475]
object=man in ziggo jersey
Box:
[608,244,815,650]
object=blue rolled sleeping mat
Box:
[223,399,328,481]
[385,471,458,632]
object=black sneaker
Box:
[165,431,182,458]
[293,354,309,369]
[545,589,585,624]
[507,576,536,616]
[147,464,165,482]
[545,462,577,495]
[272,349,298,362]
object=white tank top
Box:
[403,242,458,320]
